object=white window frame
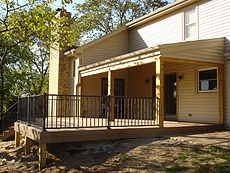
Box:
[198,68,218,92]
[183,5,198,41]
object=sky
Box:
[52,0,175,14]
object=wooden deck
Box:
[14,120,224,144]
[14,119,224,170]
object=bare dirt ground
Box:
[0,136,230,173]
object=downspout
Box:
[224,52,230,129]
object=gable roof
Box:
[66,0,200,56]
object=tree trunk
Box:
[0,65,4,134]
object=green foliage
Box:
[73,0,168,43]
[0,0,79,113]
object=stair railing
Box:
[0,101,18,134]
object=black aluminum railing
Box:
[17,94,159,130]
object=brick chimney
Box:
[49,9,71,95]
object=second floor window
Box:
[184,7,197,40]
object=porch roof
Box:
[79,37,224,77]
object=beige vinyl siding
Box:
[128,63,155,97]
[81,61,219,123]
[172,62,218,123]
[198,0,230,51]
[81,70,128,118]
[165,61,219,124]
[129,10,183,52]
[127,61,219,123]
[82,73,106,96]
[82,70,129,96]
[197,0,230,126]
[81,73,107,118]
[83,30,129,66]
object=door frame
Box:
[152,73,178,121]
[164,73,177,120]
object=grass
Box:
[121,154,133,161]
[164,145,230,172]
[176,149,190,161]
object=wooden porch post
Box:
[38,143,46,170]
[218,65,224,124]
[156,59,164,128]
[108,70,115,121]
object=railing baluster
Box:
[107,95,110,129]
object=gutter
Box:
[64,49,76,57]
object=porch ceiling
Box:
[79,37,224,77]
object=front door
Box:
[164,73,177,120]
[114,78,125,118]
[101,78,125,118]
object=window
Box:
[198,68,217,92]
[184,7,197,40]
[72,60,76,77]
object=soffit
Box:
[159,37,225,64]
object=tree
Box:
[0,0,79,133]
[73,0,168,43]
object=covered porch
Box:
[78,37,225,126]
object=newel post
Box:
[42,93,47,130]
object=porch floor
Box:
[14,120,224,144]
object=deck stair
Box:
[0,126,15,141]
[0,101,18,141]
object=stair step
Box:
[1,127,15,141]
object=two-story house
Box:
[49,0,230,129]
[12,0,230,169]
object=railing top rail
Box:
[19,94,44,98]
[43,94,160,99]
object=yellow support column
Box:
[77,73,82,117]
[15,131,21,147]
[108,70,115,121]
[156,59,164,128]
[218,65,224,124]
[39,143,46,170]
